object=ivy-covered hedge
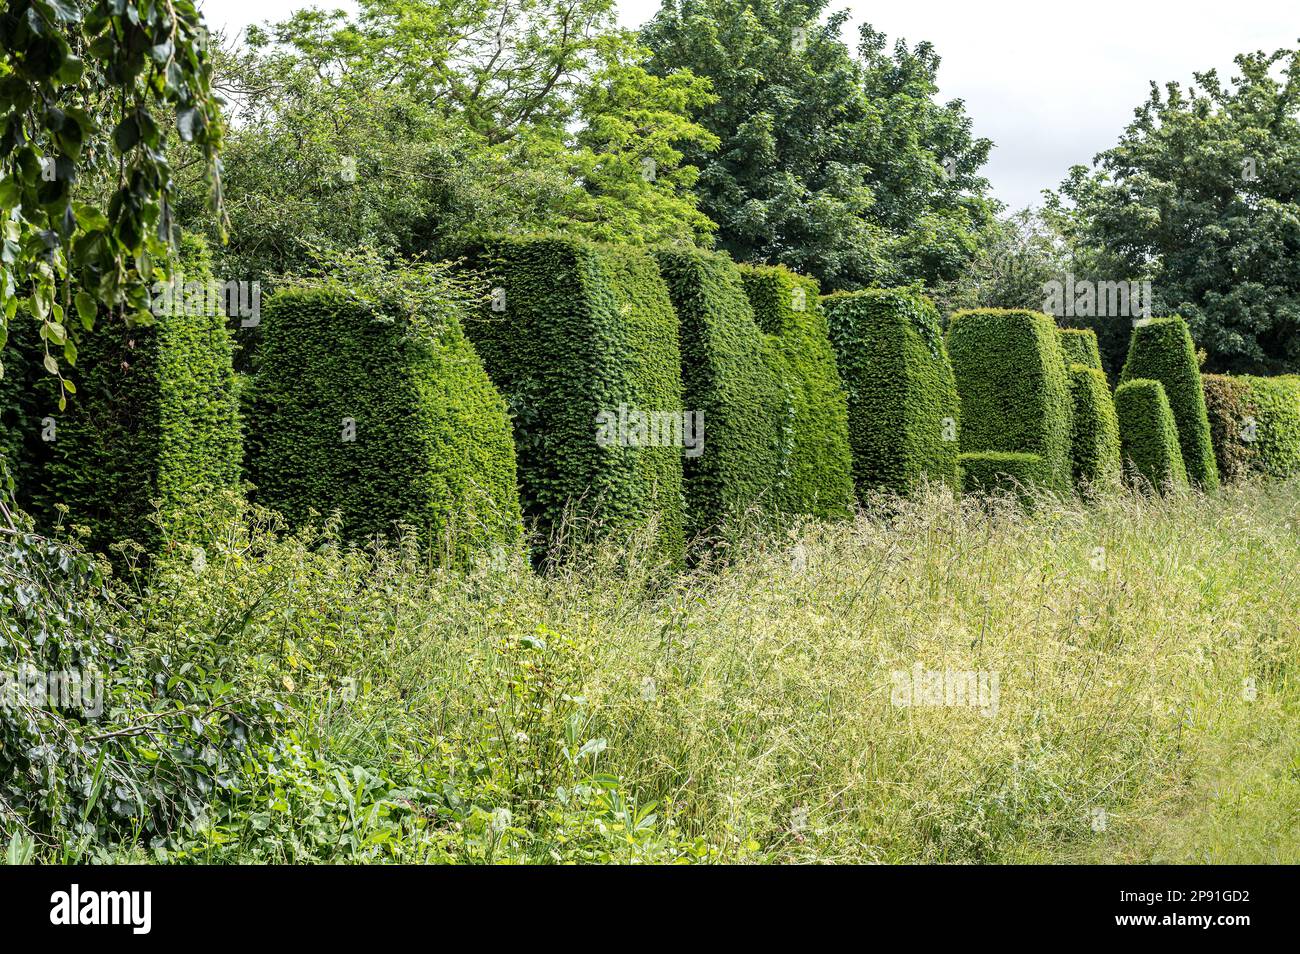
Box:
[1068,364,1121,491]
[946,309,1072,493]
[1119,317,1218,491]
[654,247,782,535]
[1202,373,1255,484]
[739,265,854,518]
[28,234,243,552]
[1239,375,1300,479]
[247,285,522,556]
[460,237,685,563]
[0,315,43,495]
[1114,378,1188,492]
[822,288,960,498]
[1059,327,1103,371]
[959,451,1045,499]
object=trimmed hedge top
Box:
[1058,327,1103,371]
[1119,317,1218,491]
[822,287,960,498]
[959,450,1045,501]
[946,309,1072,493]
[740,264,855,519]
[1114,378,1188,492]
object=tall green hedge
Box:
[1114,378,1188,491]
[1202,373,1255,484]
[822,288,960,498]
[27,234,243,551]
[247,286,522,556]
[1058,327,1103,370]
[654,247,782,535]
[959,451,1045,501]
[1239,375,1300,479]
[1119,317,1218,491]
[1068,364,1122,491]
[739,265,854,518]
[946,309,1072,493]
[460,237,685,563]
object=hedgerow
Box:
[1119,317,1218,491]
[654,247,783,535]
[1114,378,1188,491]
[946,309,1072,493]
[822,288,960,497]
[1202,374,1255,483]
[1058,327,1103,371]
[958,450,1045,499]
[1239,375,1300,479]
[740,265,854,518]
[461,237,685,564]
[247,273,522,557]
[1068,364,1122,491]
[27,234,242,552]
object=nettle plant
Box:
[0,0,224,406]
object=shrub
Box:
[654,247,783,535]
[1202,374,1255,483]
[27,234,242,552]
[958,450,1045,499]
[1119,317,1218,491]
[461,237,686,564]
[740,265,855,518]
[946,309,1072,493]
[1058,327,1103,370]
[822,288,960,497]
[1239,375,1300,479]
[1114,379,1188,491]
[247,275,522,558]
[1067,364,1122,491]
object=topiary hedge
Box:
[1058,327,1103,371]
[946,309,1072,493]
[28,234,243,552]
[1239,375,1300,479]
[247,282,522,558]
[740,265,855,519]
[654,247,783,536]
[958,451,1045,500]
[1118,317,1218,491]
[460,237,685,564]
[1202,373,1255,484]
[1067,364,1122,491]
[822,288,960,498]
[1114,378,1188,492]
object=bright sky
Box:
[200,0,1300,210]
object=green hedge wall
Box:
[1114,378,1188,492]
[654,247,783,535]
[28,234,243,551]
[1119,317,1218,491]
[460,237,685,563]
[1239,375,1300,479]
[959,451,1045,500]
[946,309,1072,493]
[822,288,960,498]
[739,265,855,518]
[247,286,522,556]
[1068,364,1122,491]
[1202,373,1255,484]
[1058,327,1103,370]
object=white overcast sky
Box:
[199,0,1300,210]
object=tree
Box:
[640,0,994,291]
[0,0,224,403]
[1051,47,1300,374]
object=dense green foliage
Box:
[822,288,960,497]
[740,264,854,517]
[246,280,521,556]
[461,237,686,563]
[654,247,783,534]
[1119,317,1218,491]
[1114,379,1188,491]
[946,309,1072,493]
[27,235,241,552]
[1202,373,1256,484]
[1238,375,1300,480]
[1067,364,1122,492]
[1059,328,1103,370]
[958,450,1044,499]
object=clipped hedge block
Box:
[1068,364,1121,491]
[946,309,1072,493]
[461,237,685,563]
[1239,375,1300,479]
[1202,373,1255,484]
[959,451,1045,499]
[822,288,960,497]
[740,265,855,519]
[654,247,783,535]
[1058,327,1103,371]
[1114,378,1188,492]
[247,287,522,556]
[1119,317,1218,491]
[28,234,243,551]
